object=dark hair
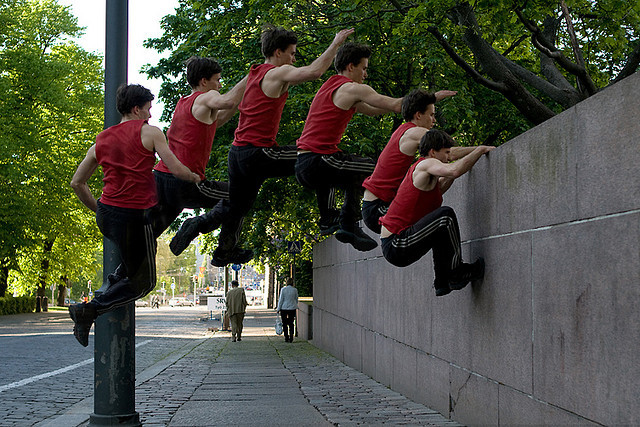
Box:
[116,84,154,115]
[286,278,294,286]
[335,42,371,72]
[419,129,455,157]
[231,280,239,287]
[185,56,222,88]
[402,89,437,122]
[261,25,297,58]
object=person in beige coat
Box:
[226,280,248,341]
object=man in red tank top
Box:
[361,89,467,233]
[190,25,354,267]
[68,84,201,347]
[295,42,404,252]
[379,129,494,297]
[144,56,248,256]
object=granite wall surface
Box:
[311,72,640,425]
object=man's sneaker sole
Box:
[319,223,340,236]
[170,218,200,256]
[69,304,96,347]
[448,281,469,291]
[450,258,485,289]
[211,249,254,267]
[228,250,254,265]
[435,287,452,297]
[335,230,377,252]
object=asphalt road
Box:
[0,305,213,426]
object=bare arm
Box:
[354,101,398,116]
[214,74,249,126]
[70,145,99,212]
[398,127,428,155]
[339,83,402,114]
[449,146,476,161]
[435,90,457,101]
[421,145,495,180]
[142,125,201,183]
[265,28,354,87]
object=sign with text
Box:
[207,296,226,312]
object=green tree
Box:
[144,0,637,270]
[383,0,639,125]
[0,0,104,298]
[156,234,198,297]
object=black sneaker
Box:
[319,211,340,236]
[450,258,485,289]
[319,221,340,236]
[434,279,451,297]
[107,264,126,285]
[170,217,201,256]
[210,247,254,267]
[107,273,120,285]
[69,303,97,347]
[335,226,377,252]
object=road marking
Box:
[0,339,152,393]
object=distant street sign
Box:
[231,264,242,271]
[287,240,303,254]
[170,282,176,290]
[207,296,226,311]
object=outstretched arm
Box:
[423,145,495,180]
[70,145,99,212]
[354,101,398,116]
[449,146,476,161]
[344,84,402,115]
[435,90,457,101]
[267,28,354,86]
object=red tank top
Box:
[362,122,417,202]
[379,158,443,234]
[95,120,157,209]
[296,75,356,154]
[155,92,217,180]
[233,64,288,147]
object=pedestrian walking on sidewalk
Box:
[277,278,298,343]
[226,280,247,342]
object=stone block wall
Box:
[311,72,640,425]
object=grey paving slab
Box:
[25,307,460,427]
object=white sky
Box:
[58,0,181,127]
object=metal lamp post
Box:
[90,1,140,426]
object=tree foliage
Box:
[0,0,104,297]
[144,0,638,281]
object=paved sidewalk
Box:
[43,307,461,426]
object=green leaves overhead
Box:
[143,0,636,289]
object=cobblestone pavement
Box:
[271,336,462,426]
[0,307,211,427]
[1,307,462,426]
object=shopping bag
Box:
[275,317,283,335]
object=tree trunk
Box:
[451,2,556,124]
[0,265,8,298]
[267,266,276,309]
[57,276,69,306]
